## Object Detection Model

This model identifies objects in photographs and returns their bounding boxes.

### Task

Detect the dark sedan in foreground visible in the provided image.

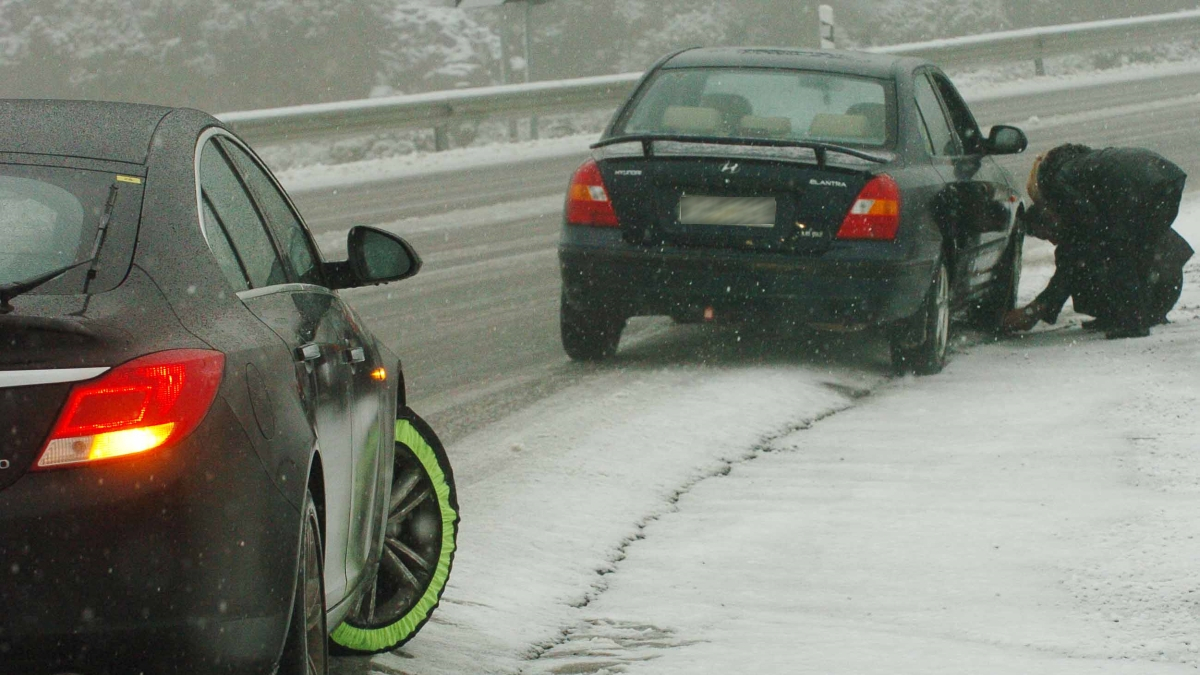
[560,47,1029,374]
[0,100,458,674]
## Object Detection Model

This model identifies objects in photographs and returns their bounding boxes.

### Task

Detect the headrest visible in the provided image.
[739,116,792,138]
[808,114,869,139]
[662,106,721,133]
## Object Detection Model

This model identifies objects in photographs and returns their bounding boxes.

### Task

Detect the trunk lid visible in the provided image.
[600,147,872,254]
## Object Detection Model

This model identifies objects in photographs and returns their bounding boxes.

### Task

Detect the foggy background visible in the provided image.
[1,0,1195,113]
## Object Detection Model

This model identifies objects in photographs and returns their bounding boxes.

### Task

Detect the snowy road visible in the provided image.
[285,66,1200,447]
[303,64,1200,675]
[333,200,1200,675]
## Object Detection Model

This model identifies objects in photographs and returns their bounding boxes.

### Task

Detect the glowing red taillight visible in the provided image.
[566,159,619,227]
[836,175,902,241]
[35,350,225,469]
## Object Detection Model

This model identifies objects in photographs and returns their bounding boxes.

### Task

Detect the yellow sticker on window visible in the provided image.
[116,175,143,184]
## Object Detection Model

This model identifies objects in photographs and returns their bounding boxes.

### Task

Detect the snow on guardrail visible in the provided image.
[219,10,1200,149]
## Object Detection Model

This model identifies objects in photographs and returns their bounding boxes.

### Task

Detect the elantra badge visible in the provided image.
[720,161,740,174]
[810,178,848,188]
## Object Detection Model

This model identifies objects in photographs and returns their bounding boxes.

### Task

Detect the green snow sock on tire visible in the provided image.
[330,418,458,652]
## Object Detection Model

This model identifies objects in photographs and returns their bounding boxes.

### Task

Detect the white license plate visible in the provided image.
[678,195,777,228]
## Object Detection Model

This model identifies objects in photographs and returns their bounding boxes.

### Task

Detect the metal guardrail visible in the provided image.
[219,10,1200,148]
[219,72,642,147]
[870,9,1200,70]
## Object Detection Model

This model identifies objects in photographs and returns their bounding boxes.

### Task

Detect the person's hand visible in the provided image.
[1002,303,1043,332]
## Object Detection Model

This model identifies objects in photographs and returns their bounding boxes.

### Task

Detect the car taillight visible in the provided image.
[837,175,901,241]
[35,350,225,469]
[566,159,619,227]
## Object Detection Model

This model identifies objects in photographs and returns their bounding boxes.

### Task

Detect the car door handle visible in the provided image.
[296,343,322,363]
[344,346,366,364]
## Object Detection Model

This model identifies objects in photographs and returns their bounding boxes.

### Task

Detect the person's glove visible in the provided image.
[1002,303,1044,332]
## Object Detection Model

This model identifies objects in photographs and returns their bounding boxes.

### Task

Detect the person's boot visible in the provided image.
[1081,318,1112,331]
[1105,325,1151,339]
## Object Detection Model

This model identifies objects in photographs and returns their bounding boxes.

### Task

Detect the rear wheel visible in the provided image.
[969,233,1023,332]
[561,293,625,361]
[279,490,328,675]
[891,261,950,376]
[331,410,459,655]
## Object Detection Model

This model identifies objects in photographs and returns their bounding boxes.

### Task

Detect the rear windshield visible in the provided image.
[0,163,142,294]
[616,68,894,148]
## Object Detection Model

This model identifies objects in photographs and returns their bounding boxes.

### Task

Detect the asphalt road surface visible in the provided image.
[289,69,1200,447]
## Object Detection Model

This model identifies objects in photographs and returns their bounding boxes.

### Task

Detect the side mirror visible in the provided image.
[984,125,1028,155]
[343,226,421,288]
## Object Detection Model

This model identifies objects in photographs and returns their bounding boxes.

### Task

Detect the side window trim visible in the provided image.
[201,192,252,288]
[913,69,958,158]
[929,71,982,156]
[923,70,962,156]
[195,128,297,290]
[214,136,326,288]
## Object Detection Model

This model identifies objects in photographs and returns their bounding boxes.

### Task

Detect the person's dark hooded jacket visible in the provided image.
[1032,146,1192,325]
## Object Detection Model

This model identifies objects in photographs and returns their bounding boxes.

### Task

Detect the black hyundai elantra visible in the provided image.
[559,48,1030,374]
[0,100,458,674]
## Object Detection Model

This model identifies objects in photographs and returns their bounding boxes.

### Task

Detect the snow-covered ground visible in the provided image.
[338,199,1200,675]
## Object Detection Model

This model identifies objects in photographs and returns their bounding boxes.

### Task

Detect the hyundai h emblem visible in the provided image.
[720,161,740,174]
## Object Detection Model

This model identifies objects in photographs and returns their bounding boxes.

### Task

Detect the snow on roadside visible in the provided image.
[369,365,885,675]
[514,203,1200,675]
[346,197,1200,675]
[277,134,594,194]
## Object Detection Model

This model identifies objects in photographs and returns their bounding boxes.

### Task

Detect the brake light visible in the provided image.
[566,159,619,227]
[837,175,901,241]
[35,350,225,469]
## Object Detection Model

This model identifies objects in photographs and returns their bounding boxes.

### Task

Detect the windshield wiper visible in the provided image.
[0,258,94,315]
[0,182,121,315]
[593,134,892,168]
[81,183,120,295]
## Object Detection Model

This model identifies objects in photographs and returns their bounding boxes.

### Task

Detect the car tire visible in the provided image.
[279,490,328,675]
[561,293,625,361]
[330,409,459,655]
[969,232,1023,333]
[890,261,950,376]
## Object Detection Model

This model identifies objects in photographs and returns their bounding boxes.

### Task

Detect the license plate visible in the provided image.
[678,195,777,228]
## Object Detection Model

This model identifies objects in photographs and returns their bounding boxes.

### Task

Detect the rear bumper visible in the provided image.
[559,233,936,327]
[0,399,300,675]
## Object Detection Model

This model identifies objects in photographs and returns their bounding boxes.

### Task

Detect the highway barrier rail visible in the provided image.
[219,10,1200,149]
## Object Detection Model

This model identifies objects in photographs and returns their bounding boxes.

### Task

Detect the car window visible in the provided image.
[201,200,251,292]
[913,73,958,157]
[217,138,324,287]
[618,68,893,148]
[930,72,984,155]
[0,164,141,294]
[199,139,287,289]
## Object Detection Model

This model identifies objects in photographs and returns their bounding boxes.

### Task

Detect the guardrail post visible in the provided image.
[820,5,836,49]
[1034,36,1047,76]
[434,125,450,152]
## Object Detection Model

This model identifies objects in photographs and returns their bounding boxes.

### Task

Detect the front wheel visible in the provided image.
[890,261,950,376]
[279,490,328,675]
[331,410,459,654]
[969,233,1023,332]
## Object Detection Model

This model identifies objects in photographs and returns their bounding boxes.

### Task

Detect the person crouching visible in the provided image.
[1003,143,1194,339]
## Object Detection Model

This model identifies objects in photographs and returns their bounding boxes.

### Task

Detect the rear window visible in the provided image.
[616,68,894,148]
[0,163,142,294]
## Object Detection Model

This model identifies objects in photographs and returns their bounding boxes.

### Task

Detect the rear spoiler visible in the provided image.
[592,134,891,170]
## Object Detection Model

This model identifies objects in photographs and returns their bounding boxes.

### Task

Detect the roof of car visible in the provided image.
[0,99,180,165]
[661,47,926,79]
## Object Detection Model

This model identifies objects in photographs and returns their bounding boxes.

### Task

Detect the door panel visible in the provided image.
[216,135,387,596]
